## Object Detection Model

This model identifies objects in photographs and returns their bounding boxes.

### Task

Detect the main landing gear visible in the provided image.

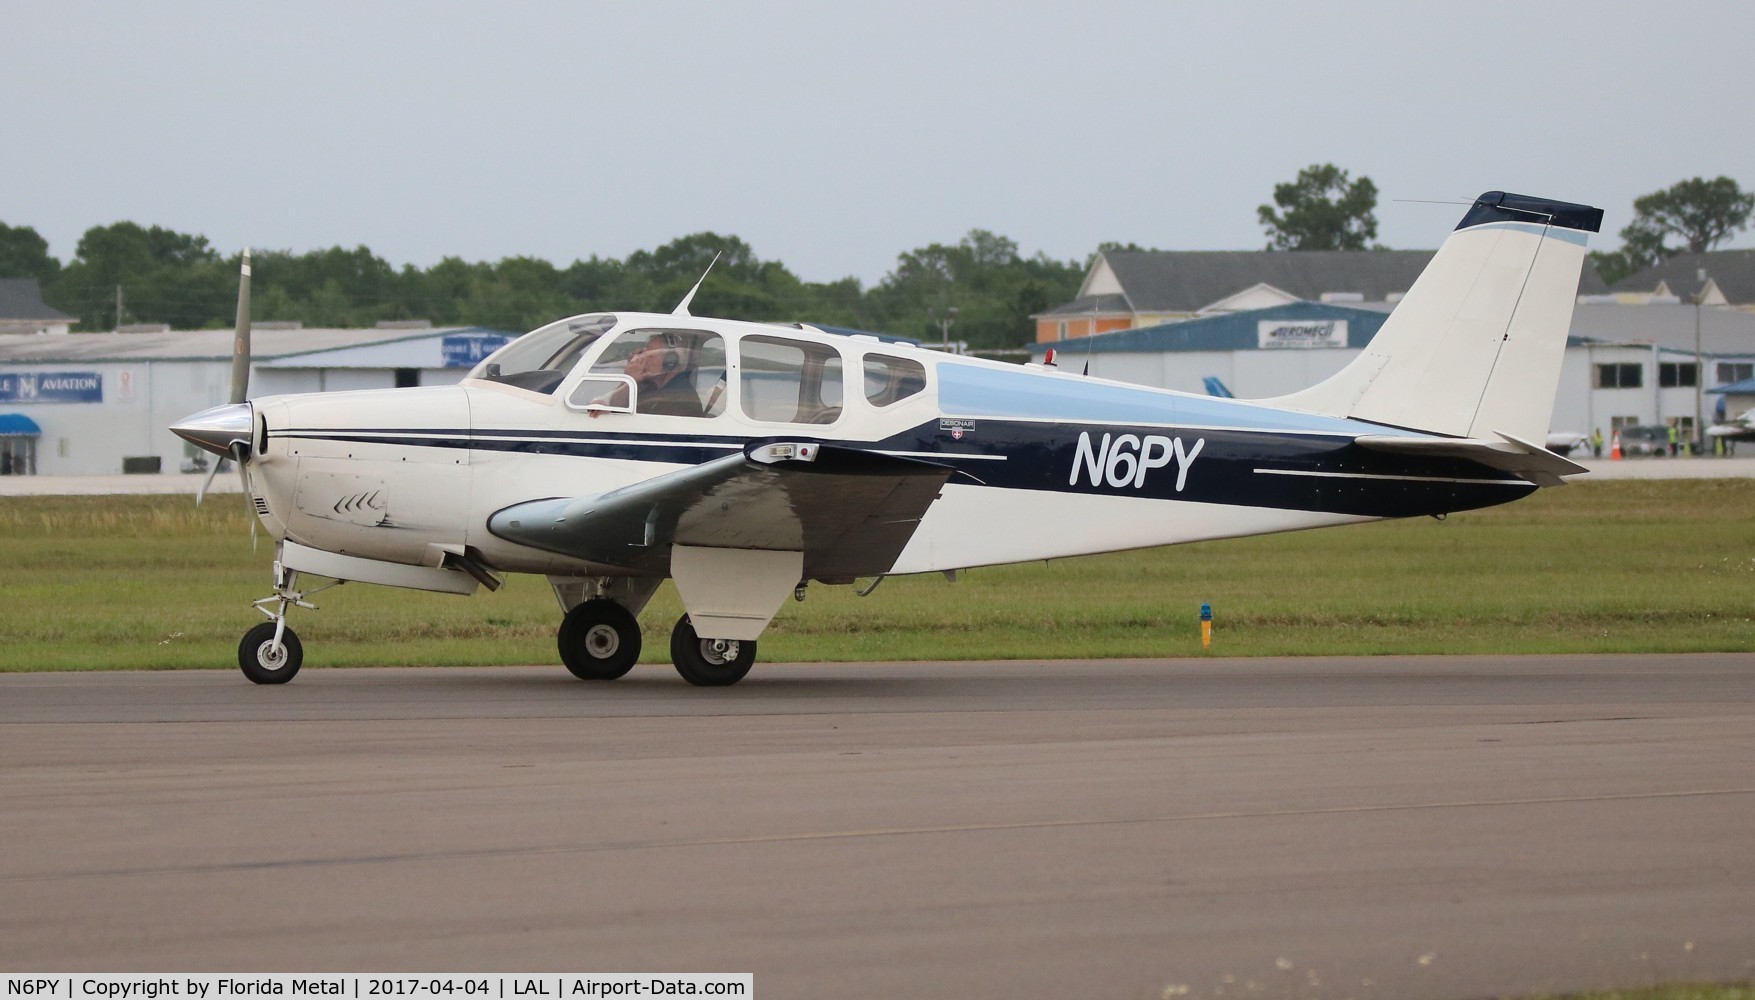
[237,565,340,684]
[557,599,642,680]
[670,615,756,687]
[552,592,756,687]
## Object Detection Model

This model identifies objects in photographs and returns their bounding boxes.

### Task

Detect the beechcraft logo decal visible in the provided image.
[940,418,975,441]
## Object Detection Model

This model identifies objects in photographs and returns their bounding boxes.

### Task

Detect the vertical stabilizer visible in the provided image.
[1266,192,1602,442]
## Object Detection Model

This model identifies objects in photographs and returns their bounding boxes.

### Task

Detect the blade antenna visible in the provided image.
[672,251,722,317]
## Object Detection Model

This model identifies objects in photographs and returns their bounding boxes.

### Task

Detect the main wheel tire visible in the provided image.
[238,622,303,684]
[669,614,756,687]
[558,599,642,680]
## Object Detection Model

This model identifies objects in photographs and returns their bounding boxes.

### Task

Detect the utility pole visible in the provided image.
[937,305,958,347]
[1695,268,1706,453]
[115,285,124,331]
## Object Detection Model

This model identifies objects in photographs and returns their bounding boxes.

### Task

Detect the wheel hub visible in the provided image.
[701,638,739,665]
[584,623,621,659]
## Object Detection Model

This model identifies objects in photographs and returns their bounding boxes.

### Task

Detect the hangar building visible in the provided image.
[1031,245,1755,445]
[1029,301,1755,445]
[0,323,514,476]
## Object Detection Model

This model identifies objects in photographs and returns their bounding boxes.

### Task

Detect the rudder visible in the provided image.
[1267,192,1603,442]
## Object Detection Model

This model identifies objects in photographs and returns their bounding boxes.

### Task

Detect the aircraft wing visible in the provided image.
[487,441,954,581]
[1354,430,1588,487]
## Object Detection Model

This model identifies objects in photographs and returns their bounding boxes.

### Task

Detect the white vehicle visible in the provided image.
[174,191,1601,685]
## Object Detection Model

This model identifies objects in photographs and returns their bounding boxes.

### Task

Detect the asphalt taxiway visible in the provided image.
[3,655,1753,999]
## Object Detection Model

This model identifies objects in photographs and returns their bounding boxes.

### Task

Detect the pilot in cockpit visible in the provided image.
[590,333,704,417]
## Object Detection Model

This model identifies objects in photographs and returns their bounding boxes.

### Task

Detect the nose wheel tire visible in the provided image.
[669,614,756,687]
[558,599,642,680]
[238,622,303,684]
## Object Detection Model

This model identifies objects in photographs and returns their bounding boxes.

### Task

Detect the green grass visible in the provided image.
[2,478,1753,670]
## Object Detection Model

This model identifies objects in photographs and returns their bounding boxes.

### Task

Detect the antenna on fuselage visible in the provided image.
[671,251,722,317]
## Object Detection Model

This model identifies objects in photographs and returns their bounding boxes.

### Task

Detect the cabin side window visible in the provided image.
[739,335,843,424]
[572,329,727,417]
[862,354,927,407]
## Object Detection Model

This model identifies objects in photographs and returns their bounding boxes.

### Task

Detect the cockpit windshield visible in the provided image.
[469,313,618,394]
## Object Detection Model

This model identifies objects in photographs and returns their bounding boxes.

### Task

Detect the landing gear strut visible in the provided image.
[670,614,756,687]
[558,599,642,680]
[238,564,337,684]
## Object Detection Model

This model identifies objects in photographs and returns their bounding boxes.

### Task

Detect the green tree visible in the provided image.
[456,257,576,332]
[1257,164,1380,251]
[21,218,1084,347]
[53,222,227,329]
[1593,176,1754,284]
[866,230,1082,349]
[0,222,60,284]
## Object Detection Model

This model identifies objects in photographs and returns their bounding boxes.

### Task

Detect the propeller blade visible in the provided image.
[232,440,258,551]
[232,440,250,493]
[195,456,226,506]
[229,248,252,405]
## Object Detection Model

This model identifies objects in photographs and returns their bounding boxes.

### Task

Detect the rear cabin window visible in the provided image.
[739,336,843,424]
[863,354,927,406]
[574,329,727,417]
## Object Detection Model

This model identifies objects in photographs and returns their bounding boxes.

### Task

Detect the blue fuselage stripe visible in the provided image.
[273,419,1532,518]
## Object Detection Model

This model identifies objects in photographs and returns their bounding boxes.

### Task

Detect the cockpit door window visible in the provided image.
[584,329,727,417]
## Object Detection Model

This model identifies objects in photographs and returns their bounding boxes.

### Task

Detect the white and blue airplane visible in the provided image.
[173,191,1601,685]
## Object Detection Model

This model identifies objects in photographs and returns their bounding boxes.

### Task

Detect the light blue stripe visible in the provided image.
[937,364,1404,436]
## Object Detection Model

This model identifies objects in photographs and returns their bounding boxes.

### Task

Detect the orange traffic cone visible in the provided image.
[1610,432,1623,460]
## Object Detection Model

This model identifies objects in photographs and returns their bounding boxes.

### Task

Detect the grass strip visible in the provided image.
[1,478,1751,670]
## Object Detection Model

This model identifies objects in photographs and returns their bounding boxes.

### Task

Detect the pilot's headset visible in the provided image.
[660,333,692,373]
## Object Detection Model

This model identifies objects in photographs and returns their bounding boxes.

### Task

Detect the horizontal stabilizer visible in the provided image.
[1355,431,1587,487]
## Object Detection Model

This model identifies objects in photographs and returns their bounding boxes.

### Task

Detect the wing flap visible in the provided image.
[487,442,953,579]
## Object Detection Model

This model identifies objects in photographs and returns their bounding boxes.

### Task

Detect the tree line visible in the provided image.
[2,169,1746,348]
[0,222,1085,352]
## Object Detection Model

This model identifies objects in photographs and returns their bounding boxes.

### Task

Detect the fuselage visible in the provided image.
[240,311,1535,582]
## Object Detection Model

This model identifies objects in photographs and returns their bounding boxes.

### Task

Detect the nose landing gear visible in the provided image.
[238,564,340,684]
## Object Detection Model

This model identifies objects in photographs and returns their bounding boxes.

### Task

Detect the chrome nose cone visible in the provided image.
[171,402,254,458]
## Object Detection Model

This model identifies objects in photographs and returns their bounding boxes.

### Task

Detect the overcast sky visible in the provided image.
[5,0,1751,287]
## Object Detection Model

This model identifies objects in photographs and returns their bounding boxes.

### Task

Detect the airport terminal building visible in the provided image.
[0,323,514,476]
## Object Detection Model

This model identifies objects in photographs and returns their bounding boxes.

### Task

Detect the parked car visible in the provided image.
[1617,425,1670,456]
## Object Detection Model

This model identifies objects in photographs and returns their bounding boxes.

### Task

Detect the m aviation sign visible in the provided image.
[0,372,103,403]
[442,333,512,368]
[1258,319,1348,349]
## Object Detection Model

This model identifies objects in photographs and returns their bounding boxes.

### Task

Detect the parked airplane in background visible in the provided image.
[1708,408,1755,443]
[173,191,1601,686]
[1202,377,1234,399]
